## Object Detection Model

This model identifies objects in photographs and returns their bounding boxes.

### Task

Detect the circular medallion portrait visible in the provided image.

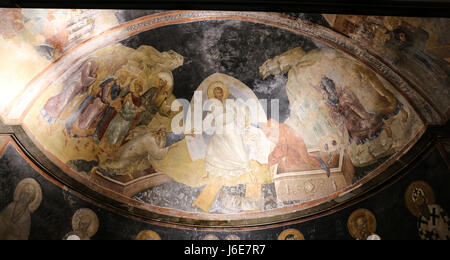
[278,228,305,240]
[347,208,377,240]
[136,230,162,240]
[405,181,435,217]
[71,208,99,239]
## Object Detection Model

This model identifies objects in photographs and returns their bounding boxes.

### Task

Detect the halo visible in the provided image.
[404,181,435,217]
[72,208,99,238]
[136,230,161,240]
[278,228,305,240]
[130,75,147,96]
[207,81,229,100]
[203,234,219,240]
[155,71,174,89]
[13,178,42,213]
[225,234,240,240]
[347,208,377,240]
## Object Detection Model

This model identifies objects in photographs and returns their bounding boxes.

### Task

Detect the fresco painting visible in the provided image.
[322,15,450,114]
[277,229,305,240]
[0,178,42,240]
[22,41,423,214]
[0,136,6,149]
[405,181,450,240]
[2,9,446,220]
[135,230,161,240]
[347,208,379,240]
[63,208,99,240]
[0,137,448,239]
[0,9,119,116]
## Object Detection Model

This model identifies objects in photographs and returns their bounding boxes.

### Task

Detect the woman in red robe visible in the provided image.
[261,119,330,177]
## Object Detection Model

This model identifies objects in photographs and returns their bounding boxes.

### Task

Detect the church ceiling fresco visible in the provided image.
[0,9,448,225]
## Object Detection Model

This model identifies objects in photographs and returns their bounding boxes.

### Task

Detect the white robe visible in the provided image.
[203,99,251,178]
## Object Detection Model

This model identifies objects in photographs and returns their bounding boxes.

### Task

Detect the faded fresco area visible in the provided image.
[1,9,447,217]
[0,9,120,116]
[323,15,450,116]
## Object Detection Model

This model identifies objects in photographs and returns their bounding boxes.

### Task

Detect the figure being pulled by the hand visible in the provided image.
[260,119,330,177]
[94,126,168,178]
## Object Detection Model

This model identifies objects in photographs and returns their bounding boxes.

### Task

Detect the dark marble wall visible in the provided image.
[0,139,449,240]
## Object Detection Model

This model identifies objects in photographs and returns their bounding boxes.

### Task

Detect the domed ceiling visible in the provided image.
[0,9,448,227]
